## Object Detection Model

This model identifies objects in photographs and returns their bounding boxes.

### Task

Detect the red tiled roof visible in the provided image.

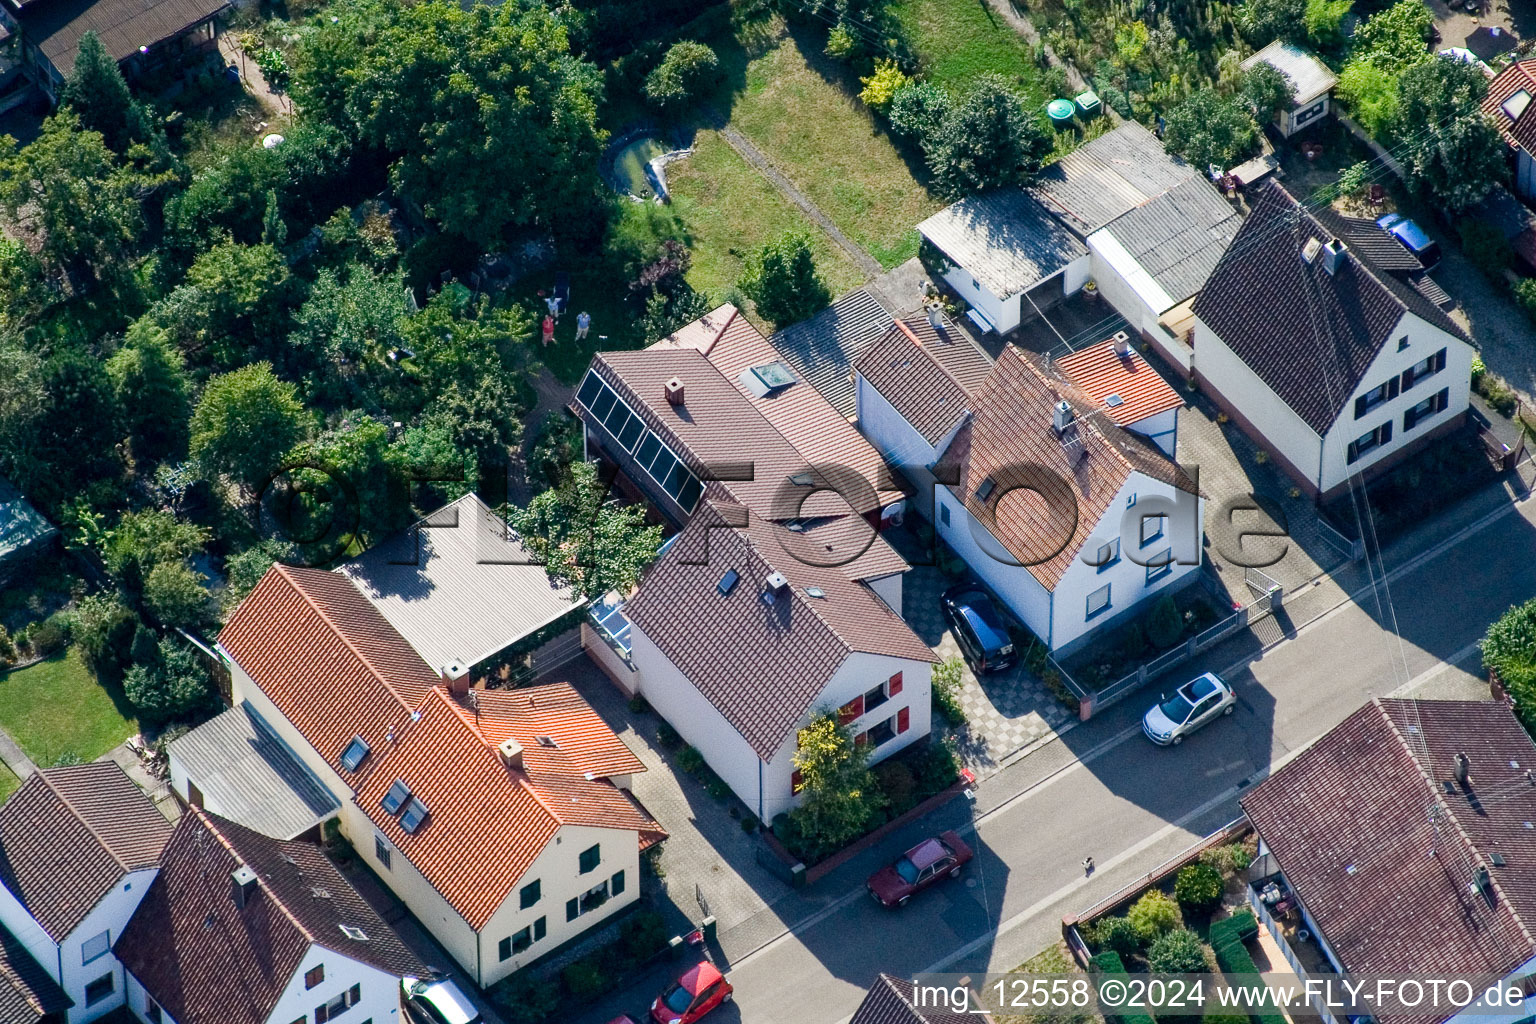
[660,304,904,510]
[0,923,68,1023]
[625,500,935,759]
[934,348,1195,590]
[221,566,662,931]
[462,682,646,779]
[117,808,425,1024]
[1054,340,1183,427]
[587,349,870,519]
[1242,699,1536,1016]
[1485,59,1536,154]
[354,689,662,929]
[0,763,174,940]
[218,564,440,778]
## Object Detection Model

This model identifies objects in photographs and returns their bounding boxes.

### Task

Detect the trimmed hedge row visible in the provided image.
[1209,911,1285,1024]
[1088,951,1157,1024]
[1209,909,1258,947]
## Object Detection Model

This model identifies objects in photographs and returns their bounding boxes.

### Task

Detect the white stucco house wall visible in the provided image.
[117,806,425,1024]
[856,320,1202,658]
[1192,182,1475,501]
[1241,41,1338,137]
[0,763,175,1024]
[210,564,665,987]
[624,500,937,824]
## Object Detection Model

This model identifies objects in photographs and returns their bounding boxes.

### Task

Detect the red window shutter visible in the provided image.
[791,770,804,793]
[837,696,863,725]
[897,708,911,734]
[854,731,868,747]
[315,1006,328,1024]
[887,672,903,696]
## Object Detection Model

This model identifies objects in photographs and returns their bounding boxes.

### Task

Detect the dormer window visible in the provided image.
[381,780,411,815]
[340,736,369,772]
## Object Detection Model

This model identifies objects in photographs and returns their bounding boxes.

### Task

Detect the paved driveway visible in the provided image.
[900,563,1075,771]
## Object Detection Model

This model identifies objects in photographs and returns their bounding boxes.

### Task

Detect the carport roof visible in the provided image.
[1029,121,1198,237]
[1089,177,1240,311]
[917,189,1087,300]
[167,703,340,840]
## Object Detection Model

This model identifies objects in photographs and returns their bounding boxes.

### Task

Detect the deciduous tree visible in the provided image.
[501,461,663,598]
[644,41,721,112]
[106,322,190,464]
[189,362,308,494]
[926,74,1051,199]
[789,713,881,850]
[741,231,829,327]
[1161,89,1259,170]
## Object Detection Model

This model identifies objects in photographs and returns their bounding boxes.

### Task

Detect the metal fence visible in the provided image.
[1077,579,1285,718]
[1314,513,1366,562]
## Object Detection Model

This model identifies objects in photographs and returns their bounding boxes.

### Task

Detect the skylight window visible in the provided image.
[1503,90,1532,121]
[340,735,370,772]
[805,587,826,599]
[536,735,559,749]
[1105,394,1125,408]
[975,477,996,502]
[750,362,795,390]
[399,798,430,834]
[339,924,368,941]
[718,569,740,596]
[381,780,411,815]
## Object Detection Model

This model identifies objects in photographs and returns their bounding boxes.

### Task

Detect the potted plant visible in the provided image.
[1082,280,1099,303]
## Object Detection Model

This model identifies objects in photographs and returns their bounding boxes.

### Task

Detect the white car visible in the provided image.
[403,974,483,1024]
[1142,672,1236,746]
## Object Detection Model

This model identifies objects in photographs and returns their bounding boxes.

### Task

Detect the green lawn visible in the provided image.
[665,130,866,328]
[705,21,942,270]
[0,649,138,767]
[890,0,1047,100]
[0,763,18,805]
[997,942,1101,1024]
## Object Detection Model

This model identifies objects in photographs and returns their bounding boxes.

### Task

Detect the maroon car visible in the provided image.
[867,831,973,907]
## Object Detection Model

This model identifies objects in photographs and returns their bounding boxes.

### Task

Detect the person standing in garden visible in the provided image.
[575,311,591,341]
[541,315,555,347]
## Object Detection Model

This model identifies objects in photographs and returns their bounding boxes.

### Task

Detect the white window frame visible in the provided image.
[81,929,110,965]
[1086,584,1111,619]
[1139,515,1164,546]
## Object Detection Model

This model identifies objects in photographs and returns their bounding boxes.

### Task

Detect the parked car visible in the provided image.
[942,585,1017,673]
[1376,212,1442,271]
[867,831,974,907]
[651,961,733,1024]
[1142,672,1237,746]
[403,974,483,1024]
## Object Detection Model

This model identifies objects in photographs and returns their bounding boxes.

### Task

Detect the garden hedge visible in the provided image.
[1208,909,1258,947]
[1209,922,1285,1024]
[1088,950,1157,1024]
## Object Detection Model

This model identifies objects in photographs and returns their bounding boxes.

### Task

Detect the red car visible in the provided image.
[866,831,974,907]
[650,961,733,1024]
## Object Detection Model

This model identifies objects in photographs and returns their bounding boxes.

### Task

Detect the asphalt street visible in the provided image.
[584,491,1536,1024]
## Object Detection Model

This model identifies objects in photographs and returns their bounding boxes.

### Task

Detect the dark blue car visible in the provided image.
[1376,212,1442,271]
[942,585,1017,673]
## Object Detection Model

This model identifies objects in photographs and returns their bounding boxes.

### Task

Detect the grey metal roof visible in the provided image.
[1093,177,1241,307]
[0,478,57,562]
[917,190,1089,300]
[337,493,583,672]
[1241,41,1339,106]
[1029,121,1198,236]
[167,703,339,840]
[768,288,894,417]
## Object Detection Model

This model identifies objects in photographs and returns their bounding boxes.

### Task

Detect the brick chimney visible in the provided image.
[664,377,685,406]
[441,662,470,697]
